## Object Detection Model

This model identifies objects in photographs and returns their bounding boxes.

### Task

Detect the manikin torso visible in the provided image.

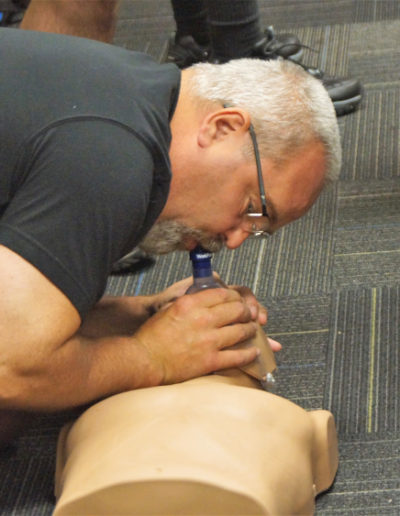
[54,348,338,516]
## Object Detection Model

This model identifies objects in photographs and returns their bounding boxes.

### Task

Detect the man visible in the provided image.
[0,28,340,441]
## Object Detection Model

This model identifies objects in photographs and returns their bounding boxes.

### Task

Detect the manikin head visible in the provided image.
[140,58,341,255]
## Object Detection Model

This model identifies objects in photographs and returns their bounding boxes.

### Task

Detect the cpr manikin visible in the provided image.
[53,323,338,516]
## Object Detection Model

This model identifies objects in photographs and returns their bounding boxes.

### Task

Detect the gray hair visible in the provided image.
[188,58,342,183]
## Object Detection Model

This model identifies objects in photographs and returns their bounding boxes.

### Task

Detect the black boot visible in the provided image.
[166,26,303,69]
[292,60,363,117]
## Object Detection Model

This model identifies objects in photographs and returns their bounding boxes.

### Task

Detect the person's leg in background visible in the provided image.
[20,0,118,42]
[168,0,362,117]
[167,0,210,69]
[207,0,362,117]
[20,0,362,118]
[205,0,302,63]
[168,0,302,68]
[18,0,299,61]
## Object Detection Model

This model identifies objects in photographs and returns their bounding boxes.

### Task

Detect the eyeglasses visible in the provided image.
[243,123,270,238]
[223,104,270,238]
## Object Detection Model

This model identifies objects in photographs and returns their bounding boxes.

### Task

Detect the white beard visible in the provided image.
[139,220,224,255]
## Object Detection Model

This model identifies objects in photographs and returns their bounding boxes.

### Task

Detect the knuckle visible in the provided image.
[221,288,238,302]
[240,322,256,340]
[237,325,249,342]
[172,295,194,315]
[232,300,250,321]
[217,288,230,303]
[204,353,222,373]
[202,331,219,350]
[203,354,219,373]
[193,310,213,328]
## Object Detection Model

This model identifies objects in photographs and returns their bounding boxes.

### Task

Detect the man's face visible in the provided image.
[147,139,327,254]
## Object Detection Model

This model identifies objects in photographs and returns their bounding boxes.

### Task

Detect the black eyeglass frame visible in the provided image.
[248,123,268,219]
[223,103,268,220]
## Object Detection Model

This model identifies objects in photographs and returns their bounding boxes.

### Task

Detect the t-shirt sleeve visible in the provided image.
[0,119,156,318]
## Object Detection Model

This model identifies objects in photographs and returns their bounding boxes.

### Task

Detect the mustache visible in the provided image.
[138,220,225,255]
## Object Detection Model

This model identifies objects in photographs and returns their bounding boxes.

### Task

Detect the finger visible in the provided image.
[241,294,267,323]
[257,307,268,325]
[229,285,267,323]
[157,300,173,313]
[207,299,253,328]
[268,338,282,352]
[213,346,260,371]
[170,276,194,296]
[185,287,241,308]
[213,321,257,350]
[159,277,194,304]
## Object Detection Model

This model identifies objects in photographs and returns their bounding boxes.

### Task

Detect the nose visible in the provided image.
[224,227,250,249]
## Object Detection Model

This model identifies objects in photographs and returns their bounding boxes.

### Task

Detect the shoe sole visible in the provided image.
[334,94,363,116]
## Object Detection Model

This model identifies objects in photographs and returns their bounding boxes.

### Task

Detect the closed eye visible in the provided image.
[247,199,256,214]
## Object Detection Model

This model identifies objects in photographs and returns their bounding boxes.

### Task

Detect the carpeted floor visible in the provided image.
[1,1,399,514]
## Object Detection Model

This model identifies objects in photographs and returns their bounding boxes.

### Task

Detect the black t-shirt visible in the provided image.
[0,28,180,317]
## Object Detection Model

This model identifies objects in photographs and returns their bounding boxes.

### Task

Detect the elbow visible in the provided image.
[0,359,44,410]
[0,364,27,410]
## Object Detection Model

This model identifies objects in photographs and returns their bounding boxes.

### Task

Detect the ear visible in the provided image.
[197,108,251,148]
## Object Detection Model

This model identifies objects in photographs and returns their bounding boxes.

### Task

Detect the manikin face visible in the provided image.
[140,139,327,255]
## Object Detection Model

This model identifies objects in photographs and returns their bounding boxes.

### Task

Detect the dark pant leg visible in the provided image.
[170,0,209,45]
[205,0,263,61]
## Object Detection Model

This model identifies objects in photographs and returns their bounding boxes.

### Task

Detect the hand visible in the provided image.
[152,278,282,352]
[133,288,259,385]
[149,277,194,313]
[228,284,267,325]
[227,285,282,352]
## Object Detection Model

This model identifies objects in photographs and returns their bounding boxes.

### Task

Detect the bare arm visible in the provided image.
[79,277,194,338]
[0,246,258,412]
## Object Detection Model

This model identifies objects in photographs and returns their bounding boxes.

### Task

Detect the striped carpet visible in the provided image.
[1,1,399,514]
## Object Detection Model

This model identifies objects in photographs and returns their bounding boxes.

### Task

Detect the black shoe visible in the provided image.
[166,31,362,117]
[258,25,303,62]
[321,75,363,116]
[166,33,209,69]
[111,248,154,275]
[211,28,303,65]
[166,26,303,69]
[291,60,363,116]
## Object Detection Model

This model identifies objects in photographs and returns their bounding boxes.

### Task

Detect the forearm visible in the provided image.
[79,295,158,338]
[2,291,179,411]
[1,281,260,412]
[3,331,161,411]
[79,279,193,338]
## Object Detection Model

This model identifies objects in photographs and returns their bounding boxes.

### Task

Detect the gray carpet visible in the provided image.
[1,0,399,514]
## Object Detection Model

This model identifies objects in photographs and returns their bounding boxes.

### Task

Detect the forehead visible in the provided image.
[266,140,327,229]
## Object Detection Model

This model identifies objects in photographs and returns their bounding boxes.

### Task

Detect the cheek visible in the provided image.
[218,198,244,226]
[200,207,241,234]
